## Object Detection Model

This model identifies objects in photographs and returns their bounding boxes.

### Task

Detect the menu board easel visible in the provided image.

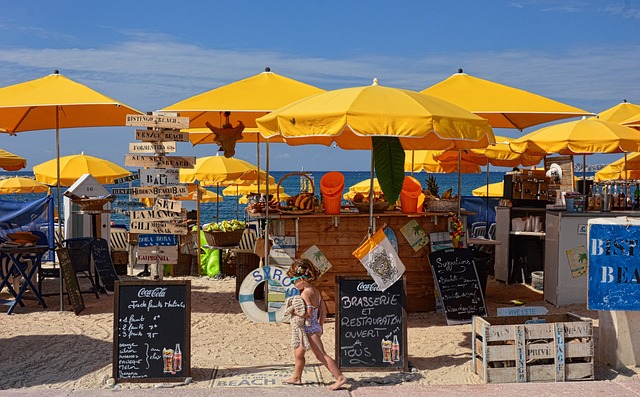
[335,277,408,371]
[113,280,190,382]
[428,248,487,325]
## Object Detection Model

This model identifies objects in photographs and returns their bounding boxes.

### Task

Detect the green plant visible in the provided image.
[426,175,439,198]
[372,137,405,206]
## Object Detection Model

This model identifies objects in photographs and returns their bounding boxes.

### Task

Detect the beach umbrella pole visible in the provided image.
[368,151,375,236]
[457,151,462,217]
[56,108,64,311]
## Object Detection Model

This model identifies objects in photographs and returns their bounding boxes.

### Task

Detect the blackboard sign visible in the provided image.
[56,247,84,315]
[428,248,487,325]
[113,280,191,382]
[335,277,407,371]
[91,238,119,293]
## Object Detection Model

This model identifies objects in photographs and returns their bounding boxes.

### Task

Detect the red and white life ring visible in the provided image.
[238,265,298,323]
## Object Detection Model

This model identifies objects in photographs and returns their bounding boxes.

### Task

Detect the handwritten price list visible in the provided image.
[336,278,406,370]
[113,281,190,381]
[428,248,487,325]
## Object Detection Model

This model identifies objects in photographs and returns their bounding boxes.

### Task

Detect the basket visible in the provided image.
[426,198,458,212]
[353,201,391,213]
[277,172,315,214]
[203,229,245,247]
[71,195,116,213]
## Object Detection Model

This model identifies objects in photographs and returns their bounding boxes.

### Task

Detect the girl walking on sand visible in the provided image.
[283,258,347,391]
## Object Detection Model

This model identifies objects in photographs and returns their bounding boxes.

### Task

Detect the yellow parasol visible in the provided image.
[595,100,640,123]
[257,79,493,151]
[405,150,481,174]
[33,153,131,186]
[436,136,545,168]
[422,69,592,131]
[0,70,141,291]
[179,155,260,186]
[594,153,640,182]
[0,149,27,171]
[622,113,640,130]
[0,177,51,194]
[509,118,640,156]
[342,178,383,201]
[222,182,285,196]
[472,181,504,197]
[162,67,324,146]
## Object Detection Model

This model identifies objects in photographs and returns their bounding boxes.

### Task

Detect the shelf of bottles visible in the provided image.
[586,180,640,212]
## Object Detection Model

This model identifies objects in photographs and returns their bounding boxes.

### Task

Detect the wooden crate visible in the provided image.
[472,313,594,383]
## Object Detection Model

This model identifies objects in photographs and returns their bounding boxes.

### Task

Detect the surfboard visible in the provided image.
[384,226,399,252]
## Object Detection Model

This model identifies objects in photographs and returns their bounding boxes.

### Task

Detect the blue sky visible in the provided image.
[0,1,639,171]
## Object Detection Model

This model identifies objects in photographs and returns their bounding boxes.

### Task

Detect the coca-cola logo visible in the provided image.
[137,287,167,298]
[356,282,379,292]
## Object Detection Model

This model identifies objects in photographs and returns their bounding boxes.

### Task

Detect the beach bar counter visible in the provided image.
[251,210,457,314]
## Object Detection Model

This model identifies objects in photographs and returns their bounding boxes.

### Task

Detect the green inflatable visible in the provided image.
[199,230,220,277]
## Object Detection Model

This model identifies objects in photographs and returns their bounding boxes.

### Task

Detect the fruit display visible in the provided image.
[191,219,245,233]
[280,192,316,212]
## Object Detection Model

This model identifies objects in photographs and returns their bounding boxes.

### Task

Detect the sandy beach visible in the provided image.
[1,273,639,391]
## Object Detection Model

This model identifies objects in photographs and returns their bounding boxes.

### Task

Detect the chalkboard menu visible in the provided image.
[56,247,84,315]
[428,248,487,325]
[91,238,119,293]
[335,277,407,371]
[113,280,191,382]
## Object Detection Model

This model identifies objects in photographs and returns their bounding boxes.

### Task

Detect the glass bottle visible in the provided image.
[620,184,627,211]
[173,343,182,373]
[595,184,602,211]
[612,184,620,210]
[635,182,640,210]
[587,184,595,211]
[391,335,400,362]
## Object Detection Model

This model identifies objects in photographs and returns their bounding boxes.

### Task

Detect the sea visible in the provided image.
[0,170,522,227]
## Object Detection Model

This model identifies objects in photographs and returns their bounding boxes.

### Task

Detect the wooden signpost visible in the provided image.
[335,277,408,371]
[129,185,190,198]
[130,208,186,222]
[126,114,189,129]
[155,198,182,213]
[129,141,177,153]
[126,112,191,279]
[113,280,191,382]
[124,155,195,169]
[130,221,188,235]
[140,169,180,186]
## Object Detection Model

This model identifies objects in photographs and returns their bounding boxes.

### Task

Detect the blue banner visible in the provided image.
[588,222,640,311]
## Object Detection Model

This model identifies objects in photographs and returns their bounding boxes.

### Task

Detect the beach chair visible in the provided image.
[62,237,100,298]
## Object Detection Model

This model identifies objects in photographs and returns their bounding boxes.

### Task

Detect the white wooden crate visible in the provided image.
[472,313,594,383]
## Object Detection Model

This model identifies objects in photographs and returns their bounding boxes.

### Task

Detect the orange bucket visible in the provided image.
[321,172,345,214]
[400,176,422,213]
[320,172,345,196]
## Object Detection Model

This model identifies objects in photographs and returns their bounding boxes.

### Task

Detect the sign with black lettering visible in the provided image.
[124,155,195,169]
[335,277,407,371]
[428,248,487,325]
[91,238,120,293]
[56,247,84,315]
[125,114,189,129]
[140,169,180,187]
[113,280,191,382]
[113,173,139,185]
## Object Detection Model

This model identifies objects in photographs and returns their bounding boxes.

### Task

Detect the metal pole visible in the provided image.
[263,140,271,266]
[368,151,375,236]
[457,151,462,217]
[56,107,64,311]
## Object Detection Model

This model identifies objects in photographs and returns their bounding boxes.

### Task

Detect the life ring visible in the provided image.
[239,265,299,323]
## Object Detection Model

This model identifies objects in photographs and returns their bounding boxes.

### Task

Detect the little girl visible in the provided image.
[283,258,347,391]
